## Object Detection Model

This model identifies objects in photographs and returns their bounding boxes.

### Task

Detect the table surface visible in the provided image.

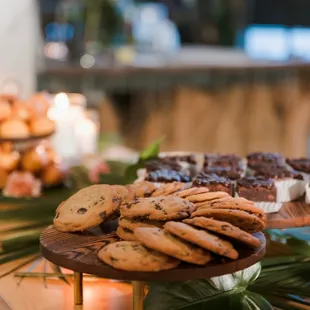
[0,258,133,310]
[265,201,310,229]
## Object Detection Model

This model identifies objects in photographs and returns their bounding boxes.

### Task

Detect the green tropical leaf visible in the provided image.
[243,291,273,310]
[99,173,126,185]
[140,137,165,160]
[1,230,41,253]
[0,246,40,265]
[144,279,246,310]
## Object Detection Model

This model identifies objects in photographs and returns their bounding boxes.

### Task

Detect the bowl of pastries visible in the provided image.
[0,92,55,141]
[0,141,68,198]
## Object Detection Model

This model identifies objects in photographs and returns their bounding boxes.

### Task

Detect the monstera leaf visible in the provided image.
[145,229,310,310]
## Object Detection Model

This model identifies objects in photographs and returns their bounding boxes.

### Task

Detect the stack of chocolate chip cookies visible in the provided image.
[53,180,264,272]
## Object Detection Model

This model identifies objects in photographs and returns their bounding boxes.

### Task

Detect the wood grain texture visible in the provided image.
[265,201,310,229]
[41,225,266,282]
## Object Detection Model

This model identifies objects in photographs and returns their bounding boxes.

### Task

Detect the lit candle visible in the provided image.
[48,93,85,163]
[75,117,98,156]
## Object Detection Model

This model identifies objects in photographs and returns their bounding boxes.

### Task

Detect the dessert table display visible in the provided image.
[1,135,310,309]
[38,149,310,309]
[40,179,267,310]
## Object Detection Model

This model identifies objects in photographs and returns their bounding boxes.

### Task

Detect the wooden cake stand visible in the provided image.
[40,225,266,310]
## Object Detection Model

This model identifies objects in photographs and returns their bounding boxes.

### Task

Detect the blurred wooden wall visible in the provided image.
[100,78,310,157]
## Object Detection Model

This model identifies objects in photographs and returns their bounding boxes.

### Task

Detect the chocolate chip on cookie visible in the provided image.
[126,181,158,198]
[116,226,137,241]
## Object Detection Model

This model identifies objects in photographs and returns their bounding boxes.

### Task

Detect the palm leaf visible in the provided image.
[144,280,247,310]
[0,245,40,265]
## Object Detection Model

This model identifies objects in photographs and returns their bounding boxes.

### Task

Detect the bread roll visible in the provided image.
[0,119,30,139]
[0,149,20,171]
[0,100,12,122]
[29,117,55,136]
[21,145,48,173]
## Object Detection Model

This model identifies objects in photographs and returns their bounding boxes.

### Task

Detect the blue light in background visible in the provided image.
[45,22,75,42]
[244,25,290,61]
[290,27,310,61]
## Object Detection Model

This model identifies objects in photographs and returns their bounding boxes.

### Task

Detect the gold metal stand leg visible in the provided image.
[73,272,83,305]
[132,281,145,310]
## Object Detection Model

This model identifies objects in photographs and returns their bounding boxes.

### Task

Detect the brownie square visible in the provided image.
[246,152,285,168]
[286,158,310,174]
[145,169,191,183]
[145,158,182,172]
[253,167,304,180]
[203,154,217,167]
[193,172,234,195]
[203,166,242,180]
[237,176,277,202]
[203,154,242,169]
[162,154,197,165]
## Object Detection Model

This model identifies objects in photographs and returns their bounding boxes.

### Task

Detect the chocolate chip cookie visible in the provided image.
[164,221,238,259]
[184,217,261,248]
[151,182,187,197]
[184,191,231,203]
[113,185,135,204]
[116,226,137,241]
[98,241,180,271]
[191,209,265,233]
[118,216,163,231]
[174,187,210,199]
[134,227,211,265]
[120,196,196,221]
[196,197,264,220]
[127,181,158,198]
[54,184,120,232]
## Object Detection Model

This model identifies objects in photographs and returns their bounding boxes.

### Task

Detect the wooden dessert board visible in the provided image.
[40,225,266,282]
[265,201,310,229]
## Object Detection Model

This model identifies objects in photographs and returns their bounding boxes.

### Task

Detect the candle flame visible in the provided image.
[48,93,70,120]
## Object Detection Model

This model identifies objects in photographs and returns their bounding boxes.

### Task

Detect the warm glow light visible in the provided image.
[80,54,95,68]
[75,117,96,135]
[54,93,70,110]
[48,93,70,120]
[44,42,68,60]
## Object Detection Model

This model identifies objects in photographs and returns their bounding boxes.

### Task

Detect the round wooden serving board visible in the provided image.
[265,201,310,229]
[40,225,266,282]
